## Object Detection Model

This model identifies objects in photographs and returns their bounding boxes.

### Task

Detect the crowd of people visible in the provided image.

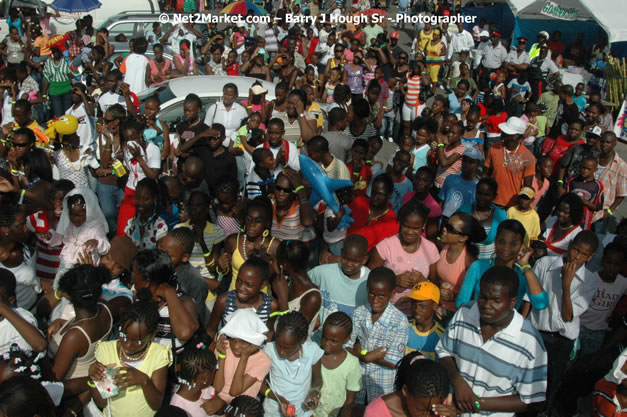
[0,0,626,416]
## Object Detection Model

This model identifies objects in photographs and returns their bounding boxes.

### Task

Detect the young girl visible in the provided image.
[456,219,549,314]
[532,156,553,210]
[41,187,109,286]
[124,178,169,250]
[143,96,171,165]
[170,339,218,417]
[204,308,271,414]
[461,110,485,153]
[491,70,507,102]
[346,139,372,197]
[434,123,465,188]
[542,192,584,256]
[435,212,486,321]
[274,240,322,338]
[224,395,263,417]
[345,52,364,101]
[261,312,324,417]
[26,179,74,293]
[207,257,279,339]
[88,301,172,417]
[53,116,99,188]
[363,352,456,417]
[315,312,361,417]
[322,68,342,104]
[411,117,437,173]
[174,40,198,76]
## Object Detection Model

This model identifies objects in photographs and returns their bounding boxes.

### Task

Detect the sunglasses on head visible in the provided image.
[274,185,293,193]
[444,223,466,235]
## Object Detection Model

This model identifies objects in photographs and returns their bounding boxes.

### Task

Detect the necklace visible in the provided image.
[503,143,521,167]
[367,207,389,224]
[71,308,99,326]
[242,233,266,261]
[284,348,302,379]
[62,148,83,172]
[119,343,150,362]
[137,212,157,228]
[472,206,493,222]
[557,223,573,231]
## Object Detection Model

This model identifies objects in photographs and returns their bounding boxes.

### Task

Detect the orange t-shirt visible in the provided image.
[34,35,51,56]
[485,142,536,207]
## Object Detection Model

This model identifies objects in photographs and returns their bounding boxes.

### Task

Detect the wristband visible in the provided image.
[18,189,26,205]
[206,258,215,267]
[557,180,564,185]
[475,401,481,410]
[217,351,226,359]
[203,251,212,257]
[520,264,532,272]
[293,185,304,193]
[87,380,96,388]
[216,265,230,275]
[437,143,445,147]
[265,388,272,397]
[269,310,290,317]
[247,105,253,109]
[54,289,62,300]
[607,208,613,215]
[360,349,368,356]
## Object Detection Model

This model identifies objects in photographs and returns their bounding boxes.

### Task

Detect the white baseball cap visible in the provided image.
[499,117,527,135]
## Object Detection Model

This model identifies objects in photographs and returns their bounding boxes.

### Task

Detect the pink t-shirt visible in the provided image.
[170,386,216,417]
[402,192,443,218]
[531,175,549,209]
[376,234,440,316]
[364,396,394,417]
[217,344,271,404]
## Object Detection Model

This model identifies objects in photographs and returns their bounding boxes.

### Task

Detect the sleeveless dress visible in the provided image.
[435,246,468,312]
[229,234,276,292]
[220,290,273,329]
[288,288,321,338]
[49,303,113,380]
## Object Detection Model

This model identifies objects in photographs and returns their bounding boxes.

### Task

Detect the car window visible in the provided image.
[107,22,136,39]
[159,97,218,130]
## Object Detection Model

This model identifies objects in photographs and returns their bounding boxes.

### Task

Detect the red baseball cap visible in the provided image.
[390,31,400,40]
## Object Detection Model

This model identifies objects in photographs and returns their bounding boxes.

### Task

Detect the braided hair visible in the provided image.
[119,300,160,335]
[276,311,309,343]
[323,311,353,338]
[213,175,240,200]
[277,240,310,272]
[225,395,263,417]
[177,337,217,388]
[134,249,177,287]
[58,264,110,311]
[0,204,21,228]
[167,227,196,255]
[394,351,449,398]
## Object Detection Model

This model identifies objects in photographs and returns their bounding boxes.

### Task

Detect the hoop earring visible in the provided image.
[240,226,246,233]
[262,229,270,238]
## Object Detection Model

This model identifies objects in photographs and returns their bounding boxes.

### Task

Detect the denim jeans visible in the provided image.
[378,115,395,139]
[591,217,609,234]
[96,182,124,234]
[50,92,72,118]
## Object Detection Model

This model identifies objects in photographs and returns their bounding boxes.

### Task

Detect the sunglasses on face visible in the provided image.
[274,185,293,193]
[444,223,466,235]
[11,142,29,148]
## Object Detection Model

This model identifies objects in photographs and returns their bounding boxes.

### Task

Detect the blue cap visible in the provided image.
[462,147,483,161]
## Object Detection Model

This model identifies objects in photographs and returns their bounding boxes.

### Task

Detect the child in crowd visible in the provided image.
[573,82,587,112]
[246,148,276,199]
[411,117,437,172]
[434,122,465,188]
[89,301,173,417]
[507,71,531,117]
[310,234,370,322]
[346,139,372,197]
[143,96,170,163]
[558,126,602,184]
[384,150,413,214]
[507,187,541,246]
[322,68,342,103]
[204,309,271,414]
[213,178,243,237]
[170,339,218,417]
[349,267,409,403]
[460,110,485,153]
[579,242,627,355]
[41,187,110,286]
[224,395,263,417]
[532,156,553,209]
[315,312,362,417]
[261,312,324,417]
[26,179,74,293]
[438,147,481,220]
[363,352,456,417]
[405,281,444,361]
[207,257,278,339]
[124,178,169,250]
[567,156,604,230]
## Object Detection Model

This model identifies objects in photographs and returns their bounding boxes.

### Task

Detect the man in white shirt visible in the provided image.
[504,37,531,75]
[448,22,474,61]
[317,32,337,66]
[204,83,247,146]
[528,230,599,414]
[256,118,300,177]
[479,31,507,89]
[119,36,151,95]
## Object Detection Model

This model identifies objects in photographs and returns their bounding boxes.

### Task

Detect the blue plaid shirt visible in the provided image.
[350,303,409,403]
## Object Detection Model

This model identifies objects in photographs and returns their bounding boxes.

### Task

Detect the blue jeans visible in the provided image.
[50,92,72,118]
[378,114,395,138]
[96,182,124,234]
[591,217,609,234]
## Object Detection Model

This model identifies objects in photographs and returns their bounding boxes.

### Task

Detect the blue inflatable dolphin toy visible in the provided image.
[298,154,353,213]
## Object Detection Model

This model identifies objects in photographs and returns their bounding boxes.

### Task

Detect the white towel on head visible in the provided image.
[219,308,268,346]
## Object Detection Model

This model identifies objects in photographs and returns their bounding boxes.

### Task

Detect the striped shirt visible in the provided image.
[405,75,422,107]
[435,143,465,188]
[271,198,304,241]
[436,302,548,417]
[26,211,62,282]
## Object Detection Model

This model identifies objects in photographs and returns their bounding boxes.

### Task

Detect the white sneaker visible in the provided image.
[388,137,394,142]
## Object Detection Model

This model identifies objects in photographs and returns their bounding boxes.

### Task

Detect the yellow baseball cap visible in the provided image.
[519,186,536,199]
[407,281,440,304]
